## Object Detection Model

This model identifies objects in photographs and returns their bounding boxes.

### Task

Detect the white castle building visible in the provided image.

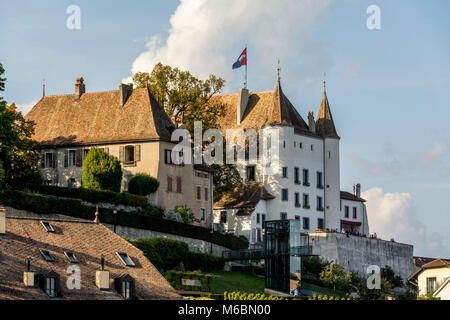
[212,77,369,246]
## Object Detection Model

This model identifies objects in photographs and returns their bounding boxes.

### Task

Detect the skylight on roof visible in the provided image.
[116,252,135,267]
[41,221,54,232]
[64,251,78,263]
[40,249,55,262]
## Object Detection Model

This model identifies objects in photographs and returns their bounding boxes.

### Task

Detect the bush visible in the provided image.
[165,270,214,292]
[173,205,198,224]
[129,238,224,273]
[82,147,122,192]
[11,182,148,207]
[223,291,285,300]
[128,173,159,196]
[0,190,246,250]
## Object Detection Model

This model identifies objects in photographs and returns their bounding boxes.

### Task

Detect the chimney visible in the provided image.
[95,255,110,290]
[308,111,316,133]
[75,77,85,98]
[236,88,249,125]
[355,183,361,198]
[23,258,35,288]
[119,83,133,106]
[0,206,5,235]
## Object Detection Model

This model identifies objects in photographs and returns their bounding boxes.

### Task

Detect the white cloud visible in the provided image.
[15,100,38,116]
[363,187,450,258]
[127,0,334,89]
[418,141,449,166]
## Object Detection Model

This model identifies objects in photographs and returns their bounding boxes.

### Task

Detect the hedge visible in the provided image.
[0,190,246,250]
[129,238,224,273]
[12,182,148,207]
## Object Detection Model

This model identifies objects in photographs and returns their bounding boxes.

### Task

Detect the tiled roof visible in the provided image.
[214,183,275,210]
[25,88,175,147]
[0,215,180,300]
[414,256,450,270]
[340,191,366,203]
[409,258,450,281]
[316,88,339,138]
[210,80,310,134]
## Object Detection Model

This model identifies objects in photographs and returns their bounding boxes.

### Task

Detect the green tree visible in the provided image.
[133,62,226,134]
[173,205,198,224]
[82,147,122,192]
[128,173,159,196]
[0,63,41,187]
[211,163,243,202]
[0,159,5,185]
[320,263,352,292]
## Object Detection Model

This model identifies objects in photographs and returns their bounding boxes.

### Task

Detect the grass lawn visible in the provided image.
[301,282,347,297]
[208,271,265,294]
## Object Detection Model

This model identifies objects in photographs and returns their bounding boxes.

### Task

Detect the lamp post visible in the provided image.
[113,210,117,233]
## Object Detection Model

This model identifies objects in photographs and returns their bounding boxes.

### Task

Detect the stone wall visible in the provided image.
[310,232,414,281]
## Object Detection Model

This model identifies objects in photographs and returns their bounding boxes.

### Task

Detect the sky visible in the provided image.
[0,0,449,258]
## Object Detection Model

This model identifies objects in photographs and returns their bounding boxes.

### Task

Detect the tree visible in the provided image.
[0,63,41,187]
[0,159,4,185]
[173,205,198,224]
[133,62,226,134]
[320,263,352,292]
[210,163,243,202]
[128,173,159,196]
[82,147,122,192]
[381,266,403,288]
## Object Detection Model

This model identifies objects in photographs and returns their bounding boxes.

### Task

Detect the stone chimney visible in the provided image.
[23,258,35,288]
[75,77,85,98]
[95,255,110,290]
[236,88,249,125]
[119,83,133,106]
[0,206,5,235]
[355,183,361,198]
[308,111,316,133]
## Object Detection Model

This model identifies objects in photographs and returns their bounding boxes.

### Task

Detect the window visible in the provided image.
[294,167,300,184]
[280,212,287,220]
[261,214,266,228]
[345,206,349,218]
[282,167,288,178]
[299,142,303,149]
[117,252,135,267]
[353,207,357,219]
[303,217,310,230]
[295,192,301,207]
[256,213,261,224]
[167,176,173,192]
[197,186,201,200]
[246,166,256,182]
[303,194,310,209]
[317,172,323,188]
[83,149,90,159]
[295,215,300,221]
[283,140,286,148]
[311,144,314,151]
[121,280,132,300]
[204,188,208,201]
[318,218,324,230]
[165,149,172,164]
[176,177,182,193]
[328,151,331,159]
[45,277,57,297]
[45,153,54,168]
[317,197,324,211]
[281,189,288,201]
[68,178,76,188]
[200,208,206,221]
[426,277,437,294]
[220,211,227,224]
[40,250,55,262]
[124,146,135,164]
[68,150,76,167]
[303,169,310,186]
[294,141,296,148]
[41,221,54,232]
[64,251,78,263]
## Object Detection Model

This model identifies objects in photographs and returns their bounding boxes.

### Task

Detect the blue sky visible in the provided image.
[0,0,449,257]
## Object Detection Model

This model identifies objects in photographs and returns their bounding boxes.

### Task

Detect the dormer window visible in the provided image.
[116,252,135,267]
[40,249,55,262]
[113,274,135,300]
[41,221,54,232]
[64,251,78,263]
[37,270,60,298]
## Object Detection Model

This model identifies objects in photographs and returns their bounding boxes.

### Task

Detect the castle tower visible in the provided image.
[316,82,340,230]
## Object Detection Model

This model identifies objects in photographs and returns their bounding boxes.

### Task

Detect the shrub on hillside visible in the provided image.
[128,173,159,196]
[82,147,122,192]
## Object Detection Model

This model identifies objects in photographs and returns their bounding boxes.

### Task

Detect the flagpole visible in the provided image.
[244,44,247,89]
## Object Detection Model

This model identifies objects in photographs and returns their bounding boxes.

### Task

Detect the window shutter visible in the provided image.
[119,146,125,163]
[64,151,68,168]
[40,153,45,168]
[204,188,208,201]
[197,186,201,200]
[76,149,83,167]
[167,176,172,192]
[53,152,58,168]
[135,145,141,162]
[176,177,182,193]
